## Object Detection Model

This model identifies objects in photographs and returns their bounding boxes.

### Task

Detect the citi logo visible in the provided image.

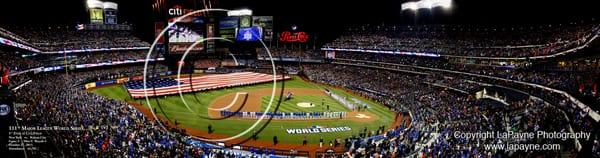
[168,5,202,16]
[168,7,184,16]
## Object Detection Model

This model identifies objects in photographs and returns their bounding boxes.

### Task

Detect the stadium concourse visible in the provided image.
[1,19,600,158]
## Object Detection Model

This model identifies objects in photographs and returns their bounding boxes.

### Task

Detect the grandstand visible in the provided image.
[4,25,150,52]
[324,22,599,58]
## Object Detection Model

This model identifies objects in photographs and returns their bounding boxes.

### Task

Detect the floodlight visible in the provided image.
[227,9,253,16]
[401,2,419,11]
[433,0,452,9]
[86,0,103,9]
[402,0,452,11]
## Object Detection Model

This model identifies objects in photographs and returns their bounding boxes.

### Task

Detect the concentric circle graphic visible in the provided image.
[142,8,280,142]
[176,37,233,120]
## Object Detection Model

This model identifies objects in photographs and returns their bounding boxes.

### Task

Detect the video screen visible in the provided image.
[236,26,262,41]
[167,17,204,53]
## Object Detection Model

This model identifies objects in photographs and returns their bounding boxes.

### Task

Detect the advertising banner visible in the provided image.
[116,78,130,84]
[95,80,117,87]
[219,17,239,40]
[84,82,97,89]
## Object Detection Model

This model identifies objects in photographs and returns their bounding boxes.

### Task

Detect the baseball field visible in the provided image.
[91,75,400,150]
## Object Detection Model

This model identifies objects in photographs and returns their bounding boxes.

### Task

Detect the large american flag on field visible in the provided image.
[125,72,290,98]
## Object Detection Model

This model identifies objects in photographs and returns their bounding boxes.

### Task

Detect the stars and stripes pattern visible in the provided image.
[125,72,290,98]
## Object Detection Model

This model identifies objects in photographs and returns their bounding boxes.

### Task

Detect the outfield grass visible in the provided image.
[92,76,396,144]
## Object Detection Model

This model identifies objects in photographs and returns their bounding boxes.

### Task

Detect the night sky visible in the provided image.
[0,0,598,42]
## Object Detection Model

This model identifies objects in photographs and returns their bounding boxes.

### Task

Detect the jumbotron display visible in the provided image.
[1,0,599,157]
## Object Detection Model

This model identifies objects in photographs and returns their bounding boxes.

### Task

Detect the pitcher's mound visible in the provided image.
[297,102,315,108]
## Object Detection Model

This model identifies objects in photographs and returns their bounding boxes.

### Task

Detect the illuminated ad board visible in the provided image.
[280,31,309,43]
[252,16,273,41]
[90,8,104,24]
[168,16,205,54]
[218,16,239,40]
[104,9,117,24]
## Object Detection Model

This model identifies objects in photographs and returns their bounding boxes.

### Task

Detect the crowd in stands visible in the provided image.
[13,66,287,157]
[302,64,598,157]
[3,55,598,157]
[72,51,159,64]
[0,50,42,71]
[0,26,33,46]
[34,51,163,67]
[334,51,600,112]
[0,49,41,89]
[6,26,149,52]
[3,20,599,157]
[324,22,599,57]
[194,59,221,68]
[1,49,167,89]
[257,48,322,60]
[69,65,169,85]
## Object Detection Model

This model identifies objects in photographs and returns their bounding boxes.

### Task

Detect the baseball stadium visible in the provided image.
[1,0,600,158]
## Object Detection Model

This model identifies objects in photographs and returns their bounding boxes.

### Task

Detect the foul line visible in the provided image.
[208,92,248,111]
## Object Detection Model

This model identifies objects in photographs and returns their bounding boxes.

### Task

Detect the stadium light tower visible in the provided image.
[401,2,419,11]
[86,0,103,9]
[227,9,253,16]
[401,0,452,11]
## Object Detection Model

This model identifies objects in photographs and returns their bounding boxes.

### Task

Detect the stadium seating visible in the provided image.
[303,63,597,157]
[257,47,323,60]
[324,22,600,57]
[332,51,600,112]
[0,50,42,71]
[5,25,149,52]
